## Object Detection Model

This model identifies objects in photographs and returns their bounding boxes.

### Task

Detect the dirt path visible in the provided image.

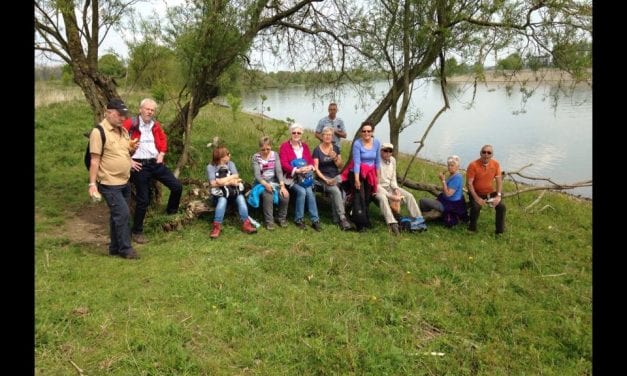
[51,203,111,250]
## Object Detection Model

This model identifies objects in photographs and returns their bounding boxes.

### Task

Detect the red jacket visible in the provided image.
[278,140,314,179]
[122,116,168,153]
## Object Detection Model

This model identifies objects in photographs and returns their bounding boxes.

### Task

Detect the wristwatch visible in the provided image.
[497,192,502,196]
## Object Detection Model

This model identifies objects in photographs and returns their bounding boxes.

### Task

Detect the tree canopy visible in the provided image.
[35,0,592,172]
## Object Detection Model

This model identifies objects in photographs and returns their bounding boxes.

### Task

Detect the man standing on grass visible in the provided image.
[315,102,347,150]
[88,99,140,259]
[466,144,506,235]
[123,98,182,244]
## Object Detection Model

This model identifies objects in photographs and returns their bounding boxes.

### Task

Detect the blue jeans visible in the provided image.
[131,161,182,234]
[98,183,133,255]
[290,184,319,222]
[212,194,249,223]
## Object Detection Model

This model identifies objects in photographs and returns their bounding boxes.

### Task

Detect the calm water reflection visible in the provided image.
[240,80,592,198]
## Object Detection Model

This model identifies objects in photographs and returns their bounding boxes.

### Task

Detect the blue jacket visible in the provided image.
[247,183,279,208]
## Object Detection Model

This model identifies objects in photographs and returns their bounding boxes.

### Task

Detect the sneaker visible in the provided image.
[389,223,400,236]
[265,222,276,231]
[132,233,148,244]
[312,221,321,232]
[339,218,351,231]
[119,249,140,259]
[295,219,307,230]
[278,219,289,228]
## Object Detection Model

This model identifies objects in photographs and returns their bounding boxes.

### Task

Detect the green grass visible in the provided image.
[35,99,591,375]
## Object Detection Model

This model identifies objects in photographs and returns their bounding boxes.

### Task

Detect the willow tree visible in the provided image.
[35,0,140,123]
[282,0,592,159]
[159,0,326,175]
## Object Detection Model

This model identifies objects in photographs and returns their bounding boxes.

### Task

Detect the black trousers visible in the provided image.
[130,161,182,234]
[468,193,506,234]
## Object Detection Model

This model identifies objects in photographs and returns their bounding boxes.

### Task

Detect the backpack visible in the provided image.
[399,216,427,232]
[84,125,105,171]
[349,182,372,231]
[290,158,314,188]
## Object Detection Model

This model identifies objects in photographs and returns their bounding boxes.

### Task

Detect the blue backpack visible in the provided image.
[290,158,314,188]
[399,216,427,232]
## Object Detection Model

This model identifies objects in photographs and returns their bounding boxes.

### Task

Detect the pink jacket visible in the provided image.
[278,140,314,180]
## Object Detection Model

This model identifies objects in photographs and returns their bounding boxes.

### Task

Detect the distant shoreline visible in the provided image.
[446,68,591,84]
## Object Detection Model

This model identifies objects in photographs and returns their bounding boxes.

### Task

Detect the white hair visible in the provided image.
[140,98,157,109]
[447,155,461,167]
[290,122,304,132]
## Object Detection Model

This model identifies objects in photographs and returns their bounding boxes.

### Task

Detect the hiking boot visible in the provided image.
[210,222,222,239]
[265,222,276,231]
[119,249,140,259]
[295,219,307,230]
[132,233,148,244]
[277,218,289,228]
[339,217,351,231]
[312,221,321,232]
[242,218,257,234]
[389,223,400,236]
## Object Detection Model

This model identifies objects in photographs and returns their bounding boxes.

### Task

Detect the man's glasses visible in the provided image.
[481,150,492,155]
[292,132,302,135]
[381,149,392,152]
[361,129,372,133]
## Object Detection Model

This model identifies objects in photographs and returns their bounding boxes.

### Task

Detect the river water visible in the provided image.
[240,79,592,198]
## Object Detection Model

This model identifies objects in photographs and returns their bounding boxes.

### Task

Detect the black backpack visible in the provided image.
[84,125,106,171]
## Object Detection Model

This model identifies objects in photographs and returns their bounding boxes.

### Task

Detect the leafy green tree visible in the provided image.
[159,0,328,175]
[98,53,126,79]
[126,41,181,90]
[61,64,74,86]
[35,0,137,123]
[291,0,591,167]
[552,41,592,80]
[497,53,524,70]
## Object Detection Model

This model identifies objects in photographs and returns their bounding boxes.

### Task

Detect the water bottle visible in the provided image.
[248,216,261,228]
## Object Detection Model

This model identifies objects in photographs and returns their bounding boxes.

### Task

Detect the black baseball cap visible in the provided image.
[106,98,129,115]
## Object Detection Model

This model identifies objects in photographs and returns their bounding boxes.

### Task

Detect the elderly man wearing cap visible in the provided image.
[375,142,422,235]
[87,98,141,259]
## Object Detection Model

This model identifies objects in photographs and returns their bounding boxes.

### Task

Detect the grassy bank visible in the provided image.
[35,99,591,374]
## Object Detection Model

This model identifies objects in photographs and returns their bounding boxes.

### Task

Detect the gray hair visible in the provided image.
[140,98,157,109]
[290,122,304,132]
[321,126,334,135]
[447,155,461,167]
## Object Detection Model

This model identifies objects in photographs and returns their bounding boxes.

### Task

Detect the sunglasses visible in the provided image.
[382,149,392,152]
[292,132,302,135]
[481,150,492,155]
[361,129,373,133]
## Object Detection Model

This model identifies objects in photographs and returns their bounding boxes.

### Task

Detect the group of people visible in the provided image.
[89,99,506,257]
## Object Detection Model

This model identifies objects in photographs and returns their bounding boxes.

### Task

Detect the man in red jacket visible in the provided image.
[123,98,182,244]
